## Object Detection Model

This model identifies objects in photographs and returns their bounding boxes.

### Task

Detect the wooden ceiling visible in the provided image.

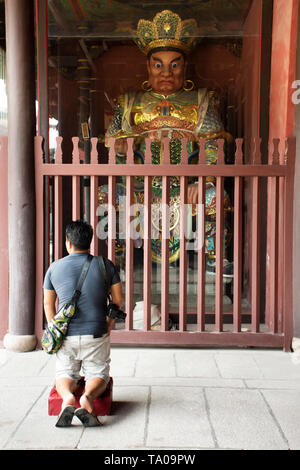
[48,0,254,38]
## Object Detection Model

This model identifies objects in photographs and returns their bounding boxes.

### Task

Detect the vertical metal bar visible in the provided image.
[277,175,284,333]
[197,139,206,331]
[215,139,224,332]
[72,137,80,221]
[275,138,284,334]
[90,138,98,256]
[283,137,296,351]
[233,176,242,332]
[143,139,152,331]
[251,138,261,333]
[108,138,116,264]
[268,141,279,333]
[179,139,188,330]
[90,175,98,255]
[233,138,243,333]
[108,175,116,264]
[251,176,260,332]
[161,138,170,331]
[125,138,134,330]
[54,176,62,260]
[54,137,63,260]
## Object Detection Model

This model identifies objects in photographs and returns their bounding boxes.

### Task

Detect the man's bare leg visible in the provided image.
[56,377,77,410]
[79,377,107,414]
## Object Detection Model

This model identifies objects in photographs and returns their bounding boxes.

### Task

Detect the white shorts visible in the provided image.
[55,334,111,384]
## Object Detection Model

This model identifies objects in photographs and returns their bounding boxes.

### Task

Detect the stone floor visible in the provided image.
[1,346,300,450]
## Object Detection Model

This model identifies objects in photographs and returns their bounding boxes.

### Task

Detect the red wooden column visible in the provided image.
[283,138,296,351]
[4,0,37,351]
[0,137,8,341]
[267,0,298,348]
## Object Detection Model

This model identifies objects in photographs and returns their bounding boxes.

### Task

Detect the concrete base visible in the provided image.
[292,337,300,353]
[3,333,37,352]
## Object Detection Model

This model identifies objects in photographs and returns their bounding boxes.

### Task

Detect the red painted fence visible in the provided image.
[34,136,296,350]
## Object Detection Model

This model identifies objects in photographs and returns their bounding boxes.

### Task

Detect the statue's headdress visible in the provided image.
[135,10,197,56]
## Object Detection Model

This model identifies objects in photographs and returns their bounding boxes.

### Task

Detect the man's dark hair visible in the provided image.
[65,220,93,250]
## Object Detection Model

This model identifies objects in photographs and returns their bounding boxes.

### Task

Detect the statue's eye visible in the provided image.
[154,63,162,69]
[171,62,178,69]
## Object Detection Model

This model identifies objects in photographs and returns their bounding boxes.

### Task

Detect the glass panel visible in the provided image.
[44,0,273,331]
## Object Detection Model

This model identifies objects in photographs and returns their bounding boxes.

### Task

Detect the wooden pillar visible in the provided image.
[267,0,298,350]
[0,137,8,341]
[293,4,300,344]
[4,0,37,351]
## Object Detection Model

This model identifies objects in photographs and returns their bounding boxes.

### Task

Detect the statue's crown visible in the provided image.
[135,10,197,56]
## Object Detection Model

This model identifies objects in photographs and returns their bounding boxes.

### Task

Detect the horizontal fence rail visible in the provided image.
[35,136,296,350]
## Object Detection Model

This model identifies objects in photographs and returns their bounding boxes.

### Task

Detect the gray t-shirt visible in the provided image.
[43,253,120,336]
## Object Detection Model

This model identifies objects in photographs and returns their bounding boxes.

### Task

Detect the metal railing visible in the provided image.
[34,135,296,349]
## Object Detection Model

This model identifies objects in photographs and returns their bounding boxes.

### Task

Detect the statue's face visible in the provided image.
[147,50,186,95]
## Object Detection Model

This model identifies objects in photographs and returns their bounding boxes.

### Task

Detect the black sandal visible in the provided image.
[55,405,76,427]
[74,408,102,427]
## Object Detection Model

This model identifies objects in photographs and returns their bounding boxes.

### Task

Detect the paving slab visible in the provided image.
[214,352,264,379]
[0,348,11,366]
[135,350,176,377]
[1,386,47,449]
[114,376,245,388]
[110,349,138,377]
[78,386,149,450]
[245,379,300,390]
[147,386,215,449]
[262,390,300,450]
[174,350,220,378]
[5,387,83,450]
[251,352,300,380]
[0,351,50,378]
[205,388,289,450]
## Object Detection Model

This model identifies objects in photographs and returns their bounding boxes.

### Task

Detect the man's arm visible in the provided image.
[43,289,57,322]
[107,281,123,333]
[110,281,122,308]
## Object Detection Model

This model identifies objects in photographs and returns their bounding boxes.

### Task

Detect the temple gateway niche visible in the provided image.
[44,1,273,332]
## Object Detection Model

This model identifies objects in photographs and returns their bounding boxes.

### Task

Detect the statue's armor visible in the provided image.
[100,88,232,263]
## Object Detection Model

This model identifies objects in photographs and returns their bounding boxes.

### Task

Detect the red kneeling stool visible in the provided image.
[48,377,113,416]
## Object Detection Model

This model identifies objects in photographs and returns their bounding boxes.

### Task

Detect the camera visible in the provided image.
[107,299,127,321]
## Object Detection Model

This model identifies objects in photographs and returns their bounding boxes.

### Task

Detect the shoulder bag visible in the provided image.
[42,254,93,354]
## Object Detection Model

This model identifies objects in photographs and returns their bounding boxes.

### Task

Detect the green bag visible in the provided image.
[41,254,93,354]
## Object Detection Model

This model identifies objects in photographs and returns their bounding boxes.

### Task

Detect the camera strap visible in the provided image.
[97,256,109,297]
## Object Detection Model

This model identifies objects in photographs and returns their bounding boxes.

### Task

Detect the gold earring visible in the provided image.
[141,80,152,92]
[183,79,195,91]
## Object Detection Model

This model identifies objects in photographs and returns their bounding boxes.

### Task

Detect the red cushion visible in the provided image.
[48,377,113,416]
